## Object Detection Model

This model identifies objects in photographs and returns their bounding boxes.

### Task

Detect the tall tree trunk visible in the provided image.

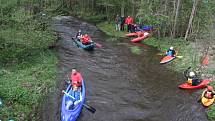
[121,1,125,16]
[170,0,176,37]
[132,0,135,17]
[185,0,199,41]
[172,0,181,38]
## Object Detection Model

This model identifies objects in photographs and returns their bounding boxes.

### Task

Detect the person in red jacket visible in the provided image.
[70,68,83,91]
[81,34,92,45]
[125,16,134,32]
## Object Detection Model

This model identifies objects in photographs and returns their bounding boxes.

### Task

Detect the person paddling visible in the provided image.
[70,68,83,101]
[202,86,215,99]
[76,30,83,41]
[81,34,92,45]
[184,67,202,86]
[166,47,176,57]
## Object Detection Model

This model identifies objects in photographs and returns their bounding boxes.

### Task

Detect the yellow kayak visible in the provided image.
[201,96,215,107]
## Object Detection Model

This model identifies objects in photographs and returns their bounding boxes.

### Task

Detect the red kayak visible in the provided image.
[131,32,149,43]
[126,31,143,37]
[179,79,211,89]
[160,56,176,64]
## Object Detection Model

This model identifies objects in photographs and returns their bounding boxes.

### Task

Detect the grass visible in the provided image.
[96,22,126,38]
[130,46,142,55]
[0,51,57,121]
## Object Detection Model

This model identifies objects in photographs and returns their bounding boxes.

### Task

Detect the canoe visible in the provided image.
[178,79,211,89]
[201,96,215,107]
[160,55,176,64]
[61,80,85,121]
[131,32,149,43]
[73,38,95,51]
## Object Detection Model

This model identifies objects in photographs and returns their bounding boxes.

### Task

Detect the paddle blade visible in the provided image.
[202,55,209,65]
[83,104,96,113]
[176,56,183,58]
[95,43,102,48]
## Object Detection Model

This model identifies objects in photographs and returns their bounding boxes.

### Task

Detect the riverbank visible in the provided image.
[96,22,215,120]
[0,51,57,120]
[0,1,58,120]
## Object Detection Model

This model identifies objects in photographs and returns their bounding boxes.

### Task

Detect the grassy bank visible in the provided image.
[0,1,58,120]
[0,51,57,120]
[96,22,215,120]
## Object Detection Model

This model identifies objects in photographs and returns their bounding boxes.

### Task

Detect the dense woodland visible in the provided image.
[1,0,215,63]
[56,0,215,40]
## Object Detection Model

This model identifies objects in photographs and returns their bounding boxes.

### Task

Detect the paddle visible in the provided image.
[94,42,102,48]
[62,90,96,113]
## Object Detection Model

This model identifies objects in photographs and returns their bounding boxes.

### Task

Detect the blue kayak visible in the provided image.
[61,80,85,121]
[73,38,95,51]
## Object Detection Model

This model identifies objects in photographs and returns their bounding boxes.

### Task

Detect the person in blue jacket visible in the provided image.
[166,46,176,57]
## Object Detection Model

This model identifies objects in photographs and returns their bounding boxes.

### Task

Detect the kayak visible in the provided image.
[126,32,138,37]
[73,38,95,51]
[131,32,149,43]
[178,79,211,89]
[201,96,215,107]
[141,25,153,31]
[61,80,85,121]
[125,31,143,37]
[160,55,176,64]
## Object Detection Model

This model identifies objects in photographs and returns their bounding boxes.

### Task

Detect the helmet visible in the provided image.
[189,71,195,77]
[170,46,174,50]
[207,86,213,91]
[78,30,81,32]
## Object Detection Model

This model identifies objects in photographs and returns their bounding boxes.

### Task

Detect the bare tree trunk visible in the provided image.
[170,0,176,37]
[121,1,125,16]
[172,0,181,38]
[163,0,168,37]
[185,0,199,41]
[132,0,135,17]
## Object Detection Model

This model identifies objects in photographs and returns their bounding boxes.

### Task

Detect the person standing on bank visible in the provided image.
[125,16,134,32]
[115,15,120,31]
[119,15,125,31]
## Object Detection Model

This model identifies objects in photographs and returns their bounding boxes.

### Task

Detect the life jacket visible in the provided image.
[125,17,134,25]
[166,49,175,56]
[82,35,90,44]
[71,72,82,87]
[187,78,192,85]
[205,91,213,99]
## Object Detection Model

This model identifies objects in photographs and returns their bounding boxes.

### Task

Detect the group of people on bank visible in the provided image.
[115,15,135,32]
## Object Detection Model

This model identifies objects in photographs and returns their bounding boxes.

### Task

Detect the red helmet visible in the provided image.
[207,86,213,91]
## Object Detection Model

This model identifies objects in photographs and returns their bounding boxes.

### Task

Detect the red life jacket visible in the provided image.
[71,72,83,87]
[125,17,134,25]
[82,35,90,44]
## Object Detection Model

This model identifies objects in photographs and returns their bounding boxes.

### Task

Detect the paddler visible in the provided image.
[76,30,83,41]
[70,68,83,100]
[202,86,215,99]
[184,67,202,86]
[81,34,92,45]
[166,46,176,57]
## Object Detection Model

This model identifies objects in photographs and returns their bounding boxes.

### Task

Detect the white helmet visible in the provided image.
[189,71,195,77]
[170,46,174,50]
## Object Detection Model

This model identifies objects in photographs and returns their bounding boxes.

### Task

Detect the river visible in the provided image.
[38,16,208,121]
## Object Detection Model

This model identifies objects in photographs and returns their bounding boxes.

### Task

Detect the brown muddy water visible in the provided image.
[38,16,208,121]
